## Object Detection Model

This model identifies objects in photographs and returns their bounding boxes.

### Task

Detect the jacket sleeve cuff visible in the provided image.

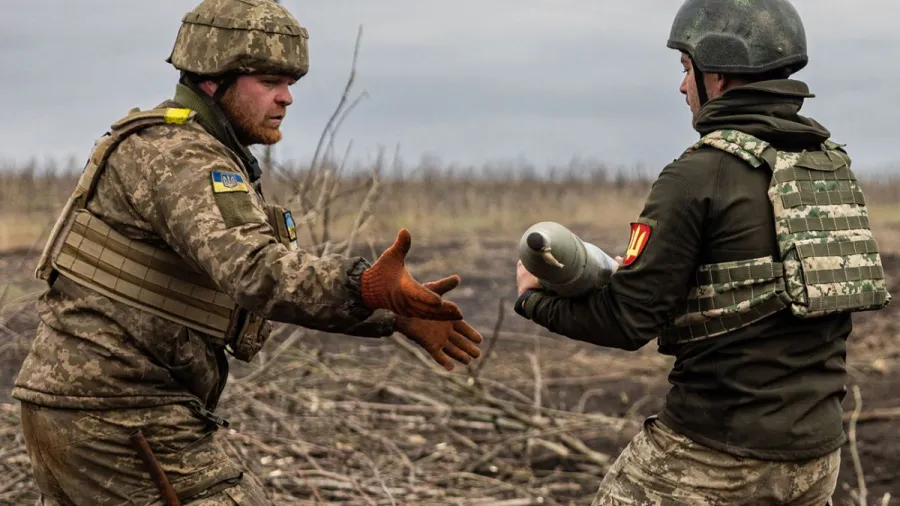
[340,309,397,338]
[514,289,545,319]
[345,257,376,321]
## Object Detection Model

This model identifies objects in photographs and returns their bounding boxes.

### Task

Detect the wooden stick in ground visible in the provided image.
[303,24,364,192]
[341,164,382,257]
[848,384,868,506]
[529,349,542,419]
[324,93,369,167]
[526,350,542,466]
[318,142,352,256]
[841,406,900,424]
[468,297,506,385]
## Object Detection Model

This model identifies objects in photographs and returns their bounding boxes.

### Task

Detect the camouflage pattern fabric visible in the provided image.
[691,129,890,318]
[662,256,790,344]
[187,480,270,506]
[12,94,395,413]
[11,92,399,499]
[20,401,272,505]
[13,3,398,502]
[167,0,309,79]
[661,128,890,343]
[590,417,840,506]
[33,107,259,348]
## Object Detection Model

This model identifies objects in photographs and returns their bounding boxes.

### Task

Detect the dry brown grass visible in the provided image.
[0,164,651,252]
[3,159,900,253]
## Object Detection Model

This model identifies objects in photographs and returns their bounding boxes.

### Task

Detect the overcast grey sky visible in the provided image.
[1,0,898,175]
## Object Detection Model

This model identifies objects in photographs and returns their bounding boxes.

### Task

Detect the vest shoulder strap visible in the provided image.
[34,107,196,282]
[686,129,772,169]
[84,107,197,203]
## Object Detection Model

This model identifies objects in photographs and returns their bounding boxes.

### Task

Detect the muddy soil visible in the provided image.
[1,236,898,505]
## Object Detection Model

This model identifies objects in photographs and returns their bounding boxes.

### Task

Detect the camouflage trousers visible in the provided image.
[20,402,271,505]
[591,416,840,506]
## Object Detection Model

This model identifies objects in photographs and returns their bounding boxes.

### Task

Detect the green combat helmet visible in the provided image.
[666,0,808,104]
[167,0,310,80]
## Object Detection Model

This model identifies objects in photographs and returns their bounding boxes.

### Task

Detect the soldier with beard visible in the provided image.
[12,0,483,504]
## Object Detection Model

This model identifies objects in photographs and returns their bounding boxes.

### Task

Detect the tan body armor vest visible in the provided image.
[34,107,298,362]
[661,129,891,346]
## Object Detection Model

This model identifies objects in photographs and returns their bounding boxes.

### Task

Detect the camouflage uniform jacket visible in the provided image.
[12,83,395,413]
[517,79,855,461]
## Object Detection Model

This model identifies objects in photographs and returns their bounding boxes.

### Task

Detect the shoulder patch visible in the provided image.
[283,210,298,244]
[623,220,654,267]
[211,170,249,193]
[164,107,193,125]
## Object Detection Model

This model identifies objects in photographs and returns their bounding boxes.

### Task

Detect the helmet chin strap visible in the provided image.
[691,56,709,107]
[212,73,239,103]
[179,72,263,183]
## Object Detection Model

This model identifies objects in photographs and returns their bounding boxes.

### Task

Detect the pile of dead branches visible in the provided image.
[211,324,643,506]
[0,318,648,506]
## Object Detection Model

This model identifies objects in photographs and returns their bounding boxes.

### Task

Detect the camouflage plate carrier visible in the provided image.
[661,129,891,345]
[34,106,298,362]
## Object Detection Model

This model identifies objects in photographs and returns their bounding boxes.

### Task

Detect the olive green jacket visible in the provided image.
[517,80,853,461]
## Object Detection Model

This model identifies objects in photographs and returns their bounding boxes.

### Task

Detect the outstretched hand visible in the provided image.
[361,229,463,321]
[395,275,484,371]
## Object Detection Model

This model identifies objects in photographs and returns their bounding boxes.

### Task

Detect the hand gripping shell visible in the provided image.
[518,221,619,298]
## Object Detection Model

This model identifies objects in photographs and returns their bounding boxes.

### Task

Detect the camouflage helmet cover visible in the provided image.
[667,0,809,75]
[167,0,309,80]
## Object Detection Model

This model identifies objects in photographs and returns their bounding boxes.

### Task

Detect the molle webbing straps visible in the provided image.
[34,105,291,362]
[54,209,234,343]
[35,107,197,283]
[768,142,890,315]
[661,256,789,344]
[791,238,886,312]
[34,106,237,343]
[665,128,891,345]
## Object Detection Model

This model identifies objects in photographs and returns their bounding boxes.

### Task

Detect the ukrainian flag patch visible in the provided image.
[283,210,298,243]
[211,170,249,193]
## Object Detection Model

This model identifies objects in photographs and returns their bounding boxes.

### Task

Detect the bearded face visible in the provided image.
[218,74,295,146]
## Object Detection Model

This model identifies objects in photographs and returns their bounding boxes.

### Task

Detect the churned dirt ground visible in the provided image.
[0,228,897,505]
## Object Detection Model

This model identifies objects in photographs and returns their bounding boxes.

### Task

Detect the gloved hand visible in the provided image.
[394,276,484,371]
[361,228,464,321]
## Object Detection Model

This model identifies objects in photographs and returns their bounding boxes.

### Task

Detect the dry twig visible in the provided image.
[849,385,867,506]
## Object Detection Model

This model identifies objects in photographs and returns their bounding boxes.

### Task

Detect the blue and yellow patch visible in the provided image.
[283,210,298,243]
[211,170,249,193]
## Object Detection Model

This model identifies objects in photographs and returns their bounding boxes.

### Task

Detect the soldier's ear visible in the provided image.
[197,80,219,97]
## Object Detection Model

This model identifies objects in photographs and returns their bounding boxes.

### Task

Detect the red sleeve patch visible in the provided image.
[623,222,652,266]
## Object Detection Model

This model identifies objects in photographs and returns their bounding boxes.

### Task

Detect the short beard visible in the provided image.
[219,86,283,146]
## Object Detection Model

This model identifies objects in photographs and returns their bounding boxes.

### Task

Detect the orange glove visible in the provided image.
[394,276,484,371]
[361,229,463,321]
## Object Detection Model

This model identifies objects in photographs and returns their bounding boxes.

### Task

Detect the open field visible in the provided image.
[1,162,898,505]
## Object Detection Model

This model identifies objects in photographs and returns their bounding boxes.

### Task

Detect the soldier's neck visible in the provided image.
[173,82,231,144]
